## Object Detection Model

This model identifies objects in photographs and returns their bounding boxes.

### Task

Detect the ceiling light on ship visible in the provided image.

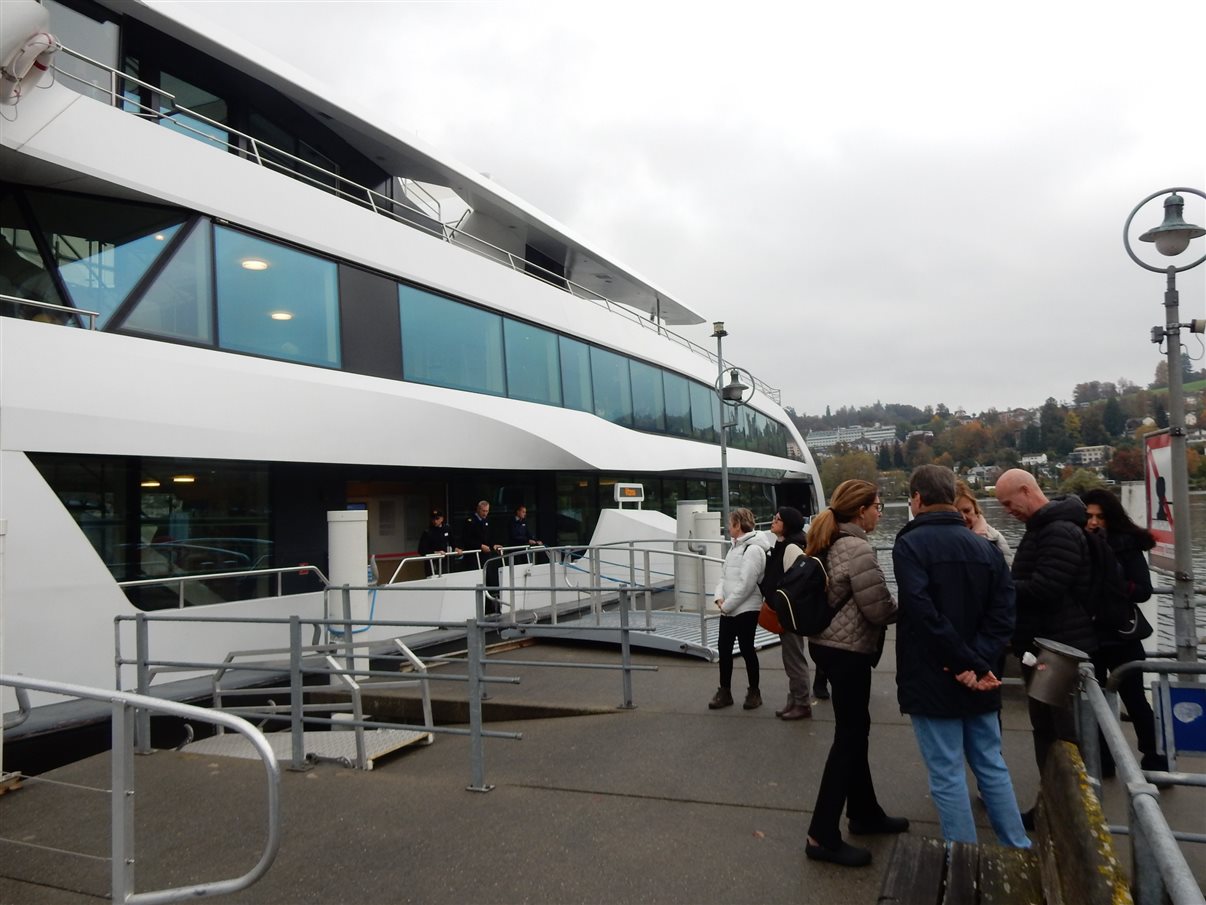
[153,234,166,241]
[140,479,160,488]
[172,475,196,484]
[269,310,293,321]
[1140,193,1206,257]
[240,258,270,271]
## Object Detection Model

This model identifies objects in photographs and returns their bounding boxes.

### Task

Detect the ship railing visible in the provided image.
[0,673,280,905]
[1077,662,1206,905]
[118,564,328,609]
[0,292,99,329]
[46,44,783,406]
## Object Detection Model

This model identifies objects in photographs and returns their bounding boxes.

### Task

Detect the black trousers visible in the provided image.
[717,610,760,691]
[1093,639,1159,766]
[807,642,887,848]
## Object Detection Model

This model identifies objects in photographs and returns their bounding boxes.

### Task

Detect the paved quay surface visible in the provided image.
[1,632,1202,904]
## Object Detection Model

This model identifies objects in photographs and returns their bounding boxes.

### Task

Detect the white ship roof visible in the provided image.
[115,0,704,327]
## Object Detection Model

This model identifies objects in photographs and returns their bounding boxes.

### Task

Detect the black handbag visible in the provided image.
[1115,605,1153,642]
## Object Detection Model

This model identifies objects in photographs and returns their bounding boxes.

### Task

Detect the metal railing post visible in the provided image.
[1077,674,1102,783]
[134,614,151,754]
[465,618,493,792]
[591,549,601,622]
[111,701,136,904]
[340,584,354,672]
[618,588,635,710]
[697,556,708,645]
[643,550,653,626]
[549,552,558,624]
[475,586,489,700]
[288,616,306,771]
[1130,796,1164,905]
[508,555,517,612]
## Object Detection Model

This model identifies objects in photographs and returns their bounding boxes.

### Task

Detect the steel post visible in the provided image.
[288,616,306,771]
[618,588,635,709]
[134,614,151,754]
[111,702,135,904]
[340,585,354,672]
[465,618,493,792]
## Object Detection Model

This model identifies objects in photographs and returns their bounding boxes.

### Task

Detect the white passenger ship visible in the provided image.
[0,0,823,705]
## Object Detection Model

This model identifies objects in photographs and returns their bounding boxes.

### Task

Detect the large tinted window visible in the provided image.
[0,187,67,320]
[399,285,505,395]
[559,336,593,412]
[504,319,561,405]
[689,380,717,444]
[590,347,633,427]
[630,360,666,432]
[215,227,340,366]
[121,219,212,342]
[663,371,692,438]
[25,190,187,327]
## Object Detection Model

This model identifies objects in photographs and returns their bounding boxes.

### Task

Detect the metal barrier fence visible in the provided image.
[114,580,661,791]
[0,674,280,905]
[1077,661,1206,905]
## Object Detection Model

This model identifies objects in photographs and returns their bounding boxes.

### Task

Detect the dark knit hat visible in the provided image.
[776,506,805,535]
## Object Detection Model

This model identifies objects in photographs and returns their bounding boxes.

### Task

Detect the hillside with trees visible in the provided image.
[788,363,1206,497]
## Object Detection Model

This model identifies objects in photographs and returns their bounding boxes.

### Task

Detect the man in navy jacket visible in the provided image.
[893,465,1030,848]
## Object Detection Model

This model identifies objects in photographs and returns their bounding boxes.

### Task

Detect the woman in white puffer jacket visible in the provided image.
[708,507,772,711]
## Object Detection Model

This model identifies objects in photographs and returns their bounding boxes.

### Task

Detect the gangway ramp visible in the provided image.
[501,609,782,661]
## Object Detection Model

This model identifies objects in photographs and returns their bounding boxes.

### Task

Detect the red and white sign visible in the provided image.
[1144,430,1175,570]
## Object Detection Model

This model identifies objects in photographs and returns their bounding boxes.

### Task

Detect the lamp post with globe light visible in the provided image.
[711,322,755,541]
[1124,187,1206,664]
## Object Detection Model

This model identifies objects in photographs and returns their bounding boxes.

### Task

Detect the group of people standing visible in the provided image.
[709,464,1162,868]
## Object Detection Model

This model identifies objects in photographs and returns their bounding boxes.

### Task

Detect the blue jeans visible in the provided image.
[910,712,1030,849]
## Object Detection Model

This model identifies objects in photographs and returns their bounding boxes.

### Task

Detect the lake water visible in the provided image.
[868,494,1206,656]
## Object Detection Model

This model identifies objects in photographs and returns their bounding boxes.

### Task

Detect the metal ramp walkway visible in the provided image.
[501,610,782,661]
[182,727,432,770]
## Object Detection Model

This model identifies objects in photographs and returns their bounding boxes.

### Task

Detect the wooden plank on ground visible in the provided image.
[978,843,1044,905]
[878,835,947,905]
[942,841,978,905]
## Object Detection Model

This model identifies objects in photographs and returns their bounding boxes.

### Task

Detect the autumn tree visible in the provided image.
[1059,468,1106,495]
[1102,396,1125,436]
[820,450,878,489]
[1108,448,1144,482]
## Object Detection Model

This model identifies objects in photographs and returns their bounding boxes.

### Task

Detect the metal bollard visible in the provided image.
[618,588,635,709]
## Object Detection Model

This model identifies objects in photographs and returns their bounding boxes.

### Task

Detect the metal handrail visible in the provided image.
[0,673,281,905]
[46,43,784,405]
[1078,666,1205,905]
[117,564,330,608]
[0,292,99,328]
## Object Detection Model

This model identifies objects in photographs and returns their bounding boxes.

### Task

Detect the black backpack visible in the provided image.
[771,552,833,636]
[1080,530,1138,636]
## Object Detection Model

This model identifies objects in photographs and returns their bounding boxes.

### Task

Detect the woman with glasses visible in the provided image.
[803,480,904,868]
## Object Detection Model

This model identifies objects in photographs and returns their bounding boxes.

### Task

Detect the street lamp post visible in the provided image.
[711,321,753,542]
[1124,188,1206,664]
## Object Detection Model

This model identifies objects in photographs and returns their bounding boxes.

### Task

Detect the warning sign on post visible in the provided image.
[1145,429,1175,571]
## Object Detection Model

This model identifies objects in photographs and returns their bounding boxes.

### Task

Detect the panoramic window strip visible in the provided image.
[0,183,800,459]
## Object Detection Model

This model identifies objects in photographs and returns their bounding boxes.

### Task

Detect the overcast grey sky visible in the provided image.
[160,0,1205,418]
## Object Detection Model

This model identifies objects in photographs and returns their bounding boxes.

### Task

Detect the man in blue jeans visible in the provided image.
[892,465,1030,848]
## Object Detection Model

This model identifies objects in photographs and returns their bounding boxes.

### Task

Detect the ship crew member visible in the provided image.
[417,509,459,576]
[461,500,503,612]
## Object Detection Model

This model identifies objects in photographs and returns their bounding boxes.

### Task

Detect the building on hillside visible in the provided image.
[1020,453,1048,467]
[1069,445,1114,467]
[806,424,897,454]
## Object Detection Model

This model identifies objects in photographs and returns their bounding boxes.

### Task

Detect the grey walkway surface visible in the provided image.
[1,633,1202,905]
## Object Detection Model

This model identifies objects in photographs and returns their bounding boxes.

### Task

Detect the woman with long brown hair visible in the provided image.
[803,480,905,868]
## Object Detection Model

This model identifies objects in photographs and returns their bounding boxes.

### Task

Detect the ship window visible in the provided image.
[589,347,633,427]
[559,336,593,413]
[158,72,230,152]
[662,371,692,438]
[504,319,561,405]
[689,380,718,444]
[120,219,213,343]
[399,285,505,395]
[215,227,341,367]
[23,190,188,328]
[0,188,67,321]
[41,0,119,105]
[630,360,666,432]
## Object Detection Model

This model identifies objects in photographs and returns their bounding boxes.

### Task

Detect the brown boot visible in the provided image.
[708,687,734,709]
[779,703,813,720]
[743,688,763,710]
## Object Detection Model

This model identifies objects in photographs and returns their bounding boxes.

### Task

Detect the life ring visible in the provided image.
[1,32,58,106]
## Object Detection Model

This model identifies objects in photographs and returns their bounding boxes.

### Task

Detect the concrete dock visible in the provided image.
[1,633,1202,904]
